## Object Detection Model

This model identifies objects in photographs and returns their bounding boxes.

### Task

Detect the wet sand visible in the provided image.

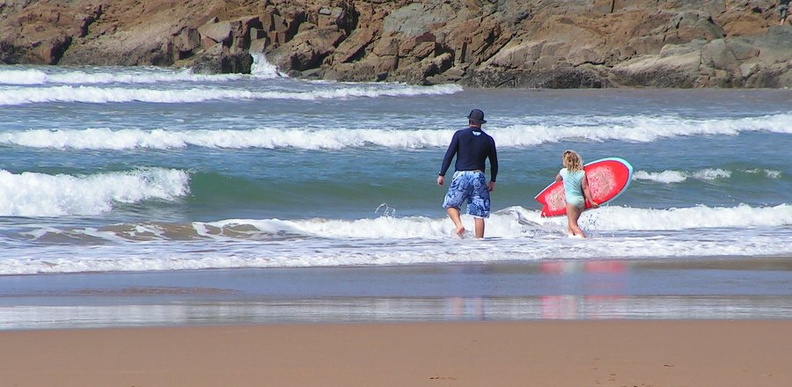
[2,260,792,386]
[3,259,792,329]
[1,320,790,387]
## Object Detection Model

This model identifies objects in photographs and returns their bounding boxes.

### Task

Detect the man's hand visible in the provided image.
[437,175,445,186]
[487,181,496,192]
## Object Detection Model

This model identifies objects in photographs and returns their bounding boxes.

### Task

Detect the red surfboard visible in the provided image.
[534,157,633,217]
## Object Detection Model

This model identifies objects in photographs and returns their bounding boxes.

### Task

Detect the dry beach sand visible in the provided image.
[1,320,790,387]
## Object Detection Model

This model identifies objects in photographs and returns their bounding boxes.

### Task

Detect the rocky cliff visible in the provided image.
[2,0,792,88]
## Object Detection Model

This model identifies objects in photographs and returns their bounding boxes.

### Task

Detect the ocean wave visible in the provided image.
[262,203,792,234]
[3,117,791,150]
[576,204,792,230]
[12,203,792,241]
[0,68,247,86]
[0,53,279,85]
[633,169,731,183]
[0,83,463,105]
[2,203,789,275]
[0,128,454,150]
[494,114,792,146]
[633,168,782,184]
[0,168,190,216]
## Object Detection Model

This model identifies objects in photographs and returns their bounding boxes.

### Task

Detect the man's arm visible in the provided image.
[488,139,498,183]
[438,132,460,177]
[487,139,498,192]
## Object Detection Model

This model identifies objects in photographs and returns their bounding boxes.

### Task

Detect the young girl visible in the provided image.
[555,150,599,237]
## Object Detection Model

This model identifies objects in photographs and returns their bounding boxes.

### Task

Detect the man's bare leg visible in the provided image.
[446,207,465,236]
[474,217,485,239]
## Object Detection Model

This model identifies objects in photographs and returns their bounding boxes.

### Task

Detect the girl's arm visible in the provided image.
[581,174,599,207]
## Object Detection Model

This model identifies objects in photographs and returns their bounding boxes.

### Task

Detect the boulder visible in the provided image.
[272,27,345,71]
[173,27,201,58]
[198,20,233,45]
[33,33,72,64]
[190,43,253,74]
[611,42,705,88]
[702,38,760,73]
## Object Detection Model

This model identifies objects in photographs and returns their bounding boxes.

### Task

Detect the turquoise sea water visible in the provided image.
[1,55,792,328]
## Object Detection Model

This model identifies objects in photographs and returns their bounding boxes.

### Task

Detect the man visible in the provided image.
[437,109,498,239]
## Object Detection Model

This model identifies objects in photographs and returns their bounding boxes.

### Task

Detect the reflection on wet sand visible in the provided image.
[3,259,792,329]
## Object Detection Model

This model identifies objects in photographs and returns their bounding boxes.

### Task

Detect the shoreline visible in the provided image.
[3,257,792,329]
[1,320,790,387]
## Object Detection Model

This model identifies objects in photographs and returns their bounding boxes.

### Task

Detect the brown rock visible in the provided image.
[331,28,376,64]
[173,27,200,54]
[3,0,792,87]
[34,34,72,65]
[198,20,233,45]
[273,27,345,71]
[371,35,399,57]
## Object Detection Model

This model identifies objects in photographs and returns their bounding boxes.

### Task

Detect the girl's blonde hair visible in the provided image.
[562,150,583,172]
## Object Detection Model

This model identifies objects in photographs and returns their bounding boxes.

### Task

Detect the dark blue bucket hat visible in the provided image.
[467,109,487,124]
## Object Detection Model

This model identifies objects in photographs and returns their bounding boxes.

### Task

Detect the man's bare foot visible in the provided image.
[455,226,466,237]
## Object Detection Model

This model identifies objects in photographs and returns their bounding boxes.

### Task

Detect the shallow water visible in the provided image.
[1,57,792,328]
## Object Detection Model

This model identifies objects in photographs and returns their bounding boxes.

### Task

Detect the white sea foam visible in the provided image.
[3,118,792,150]
[0,52,461,105]
[0,67,245,86]
[634,168,781,183]
[0,53,280,85]
[249,52,286,78]
[633,169,731,183]
[3,203,791,275]
[0,128,454,150]
[492,114,792,146]
[576,204,792,230]
[0,83,462,105]
[16,203,792,241]
[744,168,782,178]
[0,168,190,216]
[7,112,788,151]
[263,204,792,236]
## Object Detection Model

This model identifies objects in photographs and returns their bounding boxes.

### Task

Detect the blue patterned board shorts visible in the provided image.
[442,171,490,218]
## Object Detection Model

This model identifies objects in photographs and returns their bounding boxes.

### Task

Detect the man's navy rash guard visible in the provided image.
[438,127,498,182]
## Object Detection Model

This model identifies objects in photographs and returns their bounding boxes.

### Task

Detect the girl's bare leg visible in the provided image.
[566,204,586,238]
